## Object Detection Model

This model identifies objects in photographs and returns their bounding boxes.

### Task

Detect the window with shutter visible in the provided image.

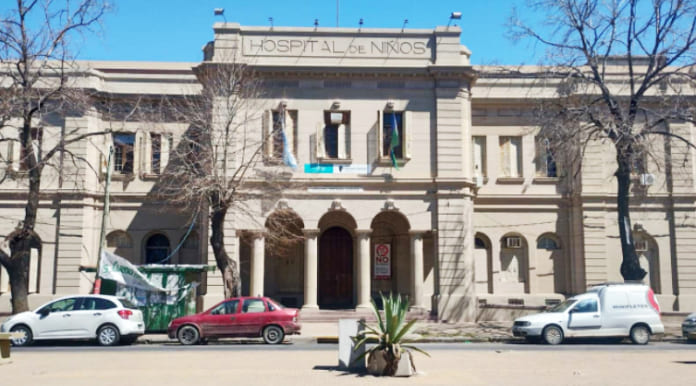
[535,136,557,177]
[472,136,486,177]
[113,133,135,174]
[499,136,521,177]
[320,111,350,160]
[267,109,298,164]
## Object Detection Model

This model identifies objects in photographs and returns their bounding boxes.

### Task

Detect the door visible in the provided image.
[567,298,602,331]
[68,297,109,338]
[200,299,240,337]
[33,297,82,338]
[319,227,354,309]
[236,298,269,335]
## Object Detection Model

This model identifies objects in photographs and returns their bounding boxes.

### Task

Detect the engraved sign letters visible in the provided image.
[243,37,431,58]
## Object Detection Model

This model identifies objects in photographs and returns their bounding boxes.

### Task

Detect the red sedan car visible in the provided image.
[167,296,301,345]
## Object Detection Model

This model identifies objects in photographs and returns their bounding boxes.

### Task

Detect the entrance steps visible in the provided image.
[298,308,434,322]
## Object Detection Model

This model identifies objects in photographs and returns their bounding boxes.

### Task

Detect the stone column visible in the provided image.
[490,235,501,294]
[410,230,426,310]
[355,229,372,310]
[302,229,319,310]
[249,232,265,297]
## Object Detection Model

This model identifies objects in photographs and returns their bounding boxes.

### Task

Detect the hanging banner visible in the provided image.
[374,243,391,280]
[98,250,165,292]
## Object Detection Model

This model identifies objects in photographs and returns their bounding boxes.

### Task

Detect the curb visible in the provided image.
[136,335,689,345]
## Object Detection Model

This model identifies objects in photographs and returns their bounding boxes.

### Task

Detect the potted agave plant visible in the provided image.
[352,293,429,376]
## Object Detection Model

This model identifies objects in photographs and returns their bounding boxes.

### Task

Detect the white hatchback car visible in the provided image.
[0,294,145,346]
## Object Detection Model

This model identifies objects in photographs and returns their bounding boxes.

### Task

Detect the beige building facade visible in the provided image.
[1,23,695,320]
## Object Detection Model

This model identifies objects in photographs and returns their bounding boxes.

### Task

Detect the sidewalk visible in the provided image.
[140,320,686,344]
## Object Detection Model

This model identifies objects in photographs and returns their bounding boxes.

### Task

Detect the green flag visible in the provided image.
[389,112,400,170]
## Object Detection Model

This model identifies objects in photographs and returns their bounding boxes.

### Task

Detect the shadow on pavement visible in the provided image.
[312,365,369,377]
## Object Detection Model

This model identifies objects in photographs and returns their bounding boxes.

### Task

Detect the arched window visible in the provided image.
[145,234,170,264]
[498,234,528,293]
[475,236,488,249]
[106,231,132,248]
[537,234,560,250]
[634,233,660,293]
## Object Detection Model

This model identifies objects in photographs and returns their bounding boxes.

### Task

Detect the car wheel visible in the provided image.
[262,325,284,344]
[10,325,33,347]
[97,325,121,346]
[542,325,563,345]
[177,325,200,345]
[630,325,650,345]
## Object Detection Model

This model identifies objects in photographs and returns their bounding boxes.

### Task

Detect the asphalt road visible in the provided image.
[12,340,696,352]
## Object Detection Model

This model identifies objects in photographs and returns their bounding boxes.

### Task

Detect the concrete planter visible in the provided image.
[367,350,415,377]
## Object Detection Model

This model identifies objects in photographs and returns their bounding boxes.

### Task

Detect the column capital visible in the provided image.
[355,229,372,237]
[302,228,320,237]
[236,229,266,239]
[408,230,429,238]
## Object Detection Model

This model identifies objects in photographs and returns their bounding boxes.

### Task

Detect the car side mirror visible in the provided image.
[38,308,50,317]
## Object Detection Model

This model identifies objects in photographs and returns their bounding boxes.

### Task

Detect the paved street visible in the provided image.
[3,342,696,385]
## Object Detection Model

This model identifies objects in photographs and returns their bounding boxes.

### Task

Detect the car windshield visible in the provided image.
[547,299,576,313]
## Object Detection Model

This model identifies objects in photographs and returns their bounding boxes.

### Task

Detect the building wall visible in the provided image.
[1,24,695,320]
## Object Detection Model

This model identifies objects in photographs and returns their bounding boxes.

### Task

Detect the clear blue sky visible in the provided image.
[4,0,545,65]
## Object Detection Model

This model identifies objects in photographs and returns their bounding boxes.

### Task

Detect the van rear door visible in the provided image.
[568,297,602,329]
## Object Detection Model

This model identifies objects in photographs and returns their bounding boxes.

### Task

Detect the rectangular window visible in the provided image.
[151,133,161,174]
[382,111,404,159]
[472,136,487,177]
[320,111,350,159]
[499,136,522,177]
[269,110,297,161]
[535,137,557,177]
[113,133,134,174]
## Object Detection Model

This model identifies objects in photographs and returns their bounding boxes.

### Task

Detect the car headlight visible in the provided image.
[514,321,531,327]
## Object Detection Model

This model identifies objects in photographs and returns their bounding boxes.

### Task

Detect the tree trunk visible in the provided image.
[2,237,33,313]
[1,121,44,314]
[615,158,647,281]
[209,204,242,298]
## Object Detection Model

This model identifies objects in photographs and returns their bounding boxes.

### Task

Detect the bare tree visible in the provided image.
[154,59,300,298]
[509,0,696,281]
[0,0,110,313]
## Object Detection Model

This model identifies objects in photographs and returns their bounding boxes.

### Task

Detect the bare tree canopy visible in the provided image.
[153,60,299,298]
[509,0,696,281]
[0,0,110,313]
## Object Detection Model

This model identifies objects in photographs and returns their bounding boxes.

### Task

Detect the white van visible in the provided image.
[512,283,664,345]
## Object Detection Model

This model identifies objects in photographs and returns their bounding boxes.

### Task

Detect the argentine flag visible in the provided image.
[280,110,298,170]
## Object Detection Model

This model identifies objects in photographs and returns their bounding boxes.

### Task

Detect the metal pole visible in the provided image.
[93,146,113,294]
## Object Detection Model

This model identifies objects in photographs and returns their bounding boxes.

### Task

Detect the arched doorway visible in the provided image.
[265,209,305,308]
[144,233,170,264]
[474,233,492,294]
[498,233,529,294]
[318,227,354,309]
[370,211,411,302]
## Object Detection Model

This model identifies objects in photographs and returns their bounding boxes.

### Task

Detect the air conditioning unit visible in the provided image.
[506,236,522,249]
[640,173,655,186]
[635,239,648,252]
